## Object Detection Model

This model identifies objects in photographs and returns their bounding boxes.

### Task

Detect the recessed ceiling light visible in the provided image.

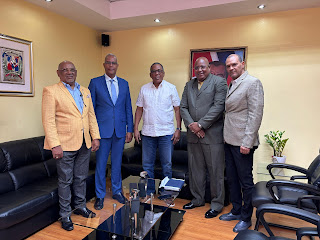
[45,0,52,2]
[257,4,265,9]
[154,19,160,23]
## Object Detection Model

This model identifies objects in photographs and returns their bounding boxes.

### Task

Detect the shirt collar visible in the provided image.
[105,74,118,82]
[151,79,164,88]
[231,71,248,85]
[61,81,80,90]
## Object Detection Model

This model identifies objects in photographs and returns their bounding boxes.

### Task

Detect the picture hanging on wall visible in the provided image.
[0,34,33,96]
[190,47,247,86]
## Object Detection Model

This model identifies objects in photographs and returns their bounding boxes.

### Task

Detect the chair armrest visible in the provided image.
[255,203,320,235]
[291,175,308,181]
[297,195,320,209]
[122,147,142,164]
[267,163,308,179]
[266,179,320,202]
[296,227,318,240]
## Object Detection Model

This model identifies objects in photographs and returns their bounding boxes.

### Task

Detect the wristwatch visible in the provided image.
[176,128,182,131]
[197,123,202,129]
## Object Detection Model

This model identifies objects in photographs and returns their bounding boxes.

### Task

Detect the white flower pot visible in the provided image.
[272,156,286,164]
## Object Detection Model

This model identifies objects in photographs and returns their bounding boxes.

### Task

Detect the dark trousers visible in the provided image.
[56,142,91,218]
[224,143,257,222]
[188,142,225,211]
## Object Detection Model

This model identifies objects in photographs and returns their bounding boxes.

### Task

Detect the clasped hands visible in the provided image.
[188,122,205,138]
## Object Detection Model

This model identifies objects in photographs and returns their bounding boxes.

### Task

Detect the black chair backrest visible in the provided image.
[308,155,320,186]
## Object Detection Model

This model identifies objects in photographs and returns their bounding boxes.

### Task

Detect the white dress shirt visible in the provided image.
[105,74,119,98]
[136,80,180,137]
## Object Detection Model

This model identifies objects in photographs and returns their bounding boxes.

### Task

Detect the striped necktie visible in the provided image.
[111,79,117,105]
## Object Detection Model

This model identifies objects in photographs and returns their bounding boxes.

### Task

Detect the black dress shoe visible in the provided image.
[233,220,252,233]
[112,192,126,204]
[74,207,96,218]
[94,198,104,210]
[60,216,74,231]
[219,212,241,221]
[183,202,198,209]
[205,209,221,218]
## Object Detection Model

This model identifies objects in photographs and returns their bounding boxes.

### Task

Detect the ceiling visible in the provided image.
[24,0,320,32]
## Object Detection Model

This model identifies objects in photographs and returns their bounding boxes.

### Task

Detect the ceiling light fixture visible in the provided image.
[45,0,52,2]
[154,19,160,23]
[257,4,265,9]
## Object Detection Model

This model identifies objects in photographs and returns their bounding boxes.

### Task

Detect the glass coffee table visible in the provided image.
[71,175,185,240]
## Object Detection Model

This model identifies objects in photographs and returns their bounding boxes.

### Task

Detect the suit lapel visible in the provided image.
[197,75,211,96]
[226,71,248,98]
[100,76,113,106]
[58,82,79,111]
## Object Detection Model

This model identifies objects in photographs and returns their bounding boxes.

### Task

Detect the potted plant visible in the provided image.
[264,130,289,163]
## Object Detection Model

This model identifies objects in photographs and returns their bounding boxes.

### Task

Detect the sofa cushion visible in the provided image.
[33,136,52,161]
[0,189,55,229]
[9,162,49,190]
[0,138,43,171]
[0,172,15,195]
[43,158,57,177]
[0,149,7,173]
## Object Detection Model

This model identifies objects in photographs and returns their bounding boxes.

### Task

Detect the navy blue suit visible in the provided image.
[89,75,133,197]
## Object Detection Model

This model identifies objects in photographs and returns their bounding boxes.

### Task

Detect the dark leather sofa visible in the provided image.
[122,131,229,206]
[0,136,96,240]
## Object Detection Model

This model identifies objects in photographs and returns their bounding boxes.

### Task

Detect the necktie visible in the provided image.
[111,79,117,105]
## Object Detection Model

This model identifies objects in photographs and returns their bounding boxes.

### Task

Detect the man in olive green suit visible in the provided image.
[180,57,228,218]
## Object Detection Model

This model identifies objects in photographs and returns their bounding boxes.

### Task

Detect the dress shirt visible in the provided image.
[229,79,238,92]
[105,74,119,99]
[62,81,83,114]
[136,80,180,137]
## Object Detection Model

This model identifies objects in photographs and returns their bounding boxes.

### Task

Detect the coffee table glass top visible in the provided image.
[69,175,185,239]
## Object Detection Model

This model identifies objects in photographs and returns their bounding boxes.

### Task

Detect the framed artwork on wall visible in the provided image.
[0,34,34,96]
[190,47,247,86]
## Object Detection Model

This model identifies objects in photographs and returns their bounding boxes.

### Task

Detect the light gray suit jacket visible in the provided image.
[180,74,228,144]
[224,71,264,148]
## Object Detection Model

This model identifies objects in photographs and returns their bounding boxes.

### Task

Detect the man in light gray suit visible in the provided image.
[180,57,228,218]
[219,54,264,233]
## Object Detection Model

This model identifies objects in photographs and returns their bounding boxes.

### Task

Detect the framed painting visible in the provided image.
[190,47,247,85]
[0,34,34,96]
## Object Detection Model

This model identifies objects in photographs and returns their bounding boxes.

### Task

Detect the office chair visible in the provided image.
[234,203,320,240]
[253,155,320,222]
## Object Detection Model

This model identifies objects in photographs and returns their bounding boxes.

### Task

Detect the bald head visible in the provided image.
[57,60,77,87]
[194,57,210,82]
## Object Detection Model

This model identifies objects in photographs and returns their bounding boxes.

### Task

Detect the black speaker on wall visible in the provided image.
[102,34,109,47]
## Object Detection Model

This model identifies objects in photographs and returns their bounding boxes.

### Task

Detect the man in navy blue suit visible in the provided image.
[89,53,133,208]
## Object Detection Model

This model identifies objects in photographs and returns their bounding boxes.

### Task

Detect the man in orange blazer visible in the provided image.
[42,61,100,231]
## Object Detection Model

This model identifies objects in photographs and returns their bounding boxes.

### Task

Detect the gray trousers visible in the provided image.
[188,142,225,211]
[56,142,91,218]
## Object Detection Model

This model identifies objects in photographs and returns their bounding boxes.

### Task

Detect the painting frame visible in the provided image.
[0,34,34,97]
[190,47,247,85]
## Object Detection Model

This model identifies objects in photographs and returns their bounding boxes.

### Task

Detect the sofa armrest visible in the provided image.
[122,147,142,164]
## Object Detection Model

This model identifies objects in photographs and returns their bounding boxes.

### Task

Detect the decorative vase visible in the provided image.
[272,156,286,164]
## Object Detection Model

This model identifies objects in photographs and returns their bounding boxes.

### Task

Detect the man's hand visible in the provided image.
[91,139,100,152]
[171,130,181,145]
[125,132,133,143]
[52,145,63,159]
[134,129,141,144]
[196,129,205,138]
[240,146,250,155]
[188,122,201,134]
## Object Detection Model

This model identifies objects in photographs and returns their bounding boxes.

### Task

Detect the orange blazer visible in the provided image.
[42,81,100,151]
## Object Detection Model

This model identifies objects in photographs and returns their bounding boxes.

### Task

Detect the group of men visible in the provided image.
[41,53,263,233]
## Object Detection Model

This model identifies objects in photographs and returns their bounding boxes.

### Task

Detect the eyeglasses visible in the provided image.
[150,69,164,74]
[105,61,118,65]
[59,68,77,73]
[194,65,208,71]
